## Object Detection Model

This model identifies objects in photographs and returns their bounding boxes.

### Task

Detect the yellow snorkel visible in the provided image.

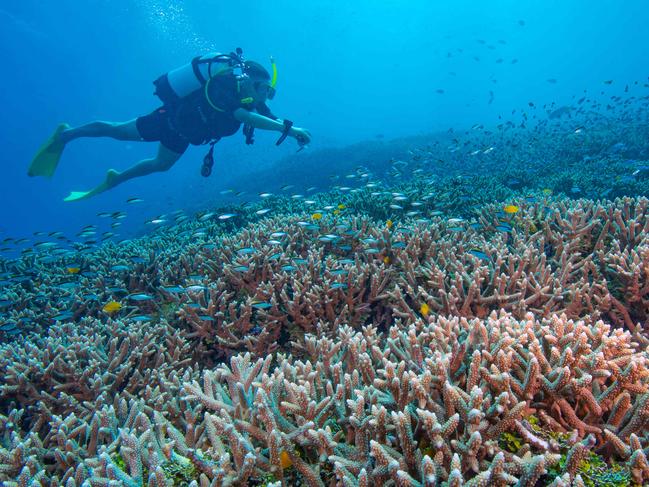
[268,56,277,99]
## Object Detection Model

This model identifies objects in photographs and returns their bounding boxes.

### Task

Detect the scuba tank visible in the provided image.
[153,49,246,105]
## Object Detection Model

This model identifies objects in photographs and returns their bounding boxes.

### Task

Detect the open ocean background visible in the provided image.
[1,0,648,243]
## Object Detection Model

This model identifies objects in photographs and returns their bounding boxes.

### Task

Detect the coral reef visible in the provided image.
[2,312,649,485]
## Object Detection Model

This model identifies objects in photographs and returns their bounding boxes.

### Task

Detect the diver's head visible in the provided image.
[244,60,276,101]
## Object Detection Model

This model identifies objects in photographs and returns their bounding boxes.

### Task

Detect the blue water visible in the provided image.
[1,0,647,242]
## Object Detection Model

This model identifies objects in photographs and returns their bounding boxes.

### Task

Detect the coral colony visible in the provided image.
[3,120,649,486]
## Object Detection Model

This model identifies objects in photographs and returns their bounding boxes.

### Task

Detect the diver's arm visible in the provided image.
[234,109,286,132]
[233,109,311,144]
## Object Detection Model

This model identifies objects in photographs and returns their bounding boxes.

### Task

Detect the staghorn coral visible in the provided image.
[0,376,211,485]
[385,197,649,331]
[167,196,649,361]
[3,172,649,486]
[5,311,648,485]
[179,311,649,486]
[6,196,649,360]
[0,317,195,443]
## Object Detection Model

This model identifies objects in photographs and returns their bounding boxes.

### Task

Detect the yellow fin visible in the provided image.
[64,191,92,202]
[64,170,118,202]
[28,123,69,178]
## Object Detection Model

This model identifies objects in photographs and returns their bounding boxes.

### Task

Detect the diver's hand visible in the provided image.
[290,127,312,146]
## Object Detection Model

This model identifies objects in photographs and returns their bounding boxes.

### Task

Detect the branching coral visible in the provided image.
[178,312,649,486]
[3,178,649,486]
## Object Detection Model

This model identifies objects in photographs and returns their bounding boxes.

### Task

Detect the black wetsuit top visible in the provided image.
[137,74,275,154]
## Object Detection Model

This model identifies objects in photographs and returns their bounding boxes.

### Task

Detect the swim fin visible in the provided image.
[63,170,119,202]
[63,191,93,202]
[28,123,70,178]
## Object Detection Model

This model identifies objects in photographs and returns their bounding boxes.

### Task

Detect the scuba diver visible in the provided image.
[28,48,312,201]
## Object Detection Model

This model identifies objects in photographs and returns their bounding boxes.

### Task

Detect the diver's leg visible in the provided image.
[64,144,183,202]
[60,119,142,144]
[106,143,183,189]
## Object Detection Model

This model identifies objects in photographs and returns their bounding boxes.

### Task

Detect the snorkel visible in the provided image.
[268,56,277,100]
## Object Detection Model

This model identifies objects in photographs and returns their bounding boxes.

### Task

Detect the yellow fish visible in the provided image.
[383,256,391,264]
[66,267,80,274]
[503,205,519,214]
[386,219,393,229]
[542,188,553,195]
[279,450,293,469]
[311,212,323,220]
[333,209,341,216]
[337,204,346,210]
[420,303,430,317]
[103,301,122,314]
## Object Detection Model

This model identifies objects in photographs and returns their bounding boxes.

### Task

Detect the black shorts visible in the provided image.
[136,107,190,154]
